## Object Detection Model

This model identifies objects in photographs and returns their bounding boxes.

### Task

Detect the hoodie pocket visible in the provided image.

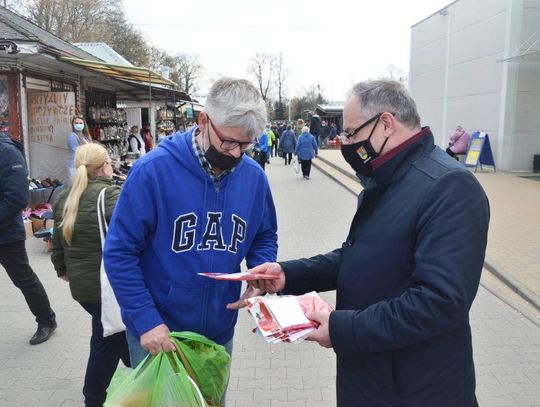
[158,284,204,333]
[200,281,241,340]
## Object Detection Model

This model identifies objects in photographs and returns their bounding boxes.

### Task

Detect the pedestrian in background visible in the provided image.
[0,131,56,346]
[266,124,276,158]
[279,124,296,165]
[310,113,322,147]
[295,118,305,138]
[320,120,330,147]
[51,143,129,407]
[295,126,318,179]
[255,129,269,170]
[67,115,91,177]
[248,79,489,407]
[140,123,154,152]
[446,125,470,159]
[128,125,145,156]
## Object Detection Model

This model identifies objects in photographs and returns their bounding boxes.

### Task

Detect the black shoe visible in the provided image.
[29,322,57,345]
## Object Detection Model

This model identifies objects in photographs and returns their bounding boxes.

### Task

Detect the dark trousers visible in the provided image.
[284,152,292,165]
[301,159,312,176]
[79,302,130,407]
[0,240,55,327]
[272,142,279,157]
[257,151,267,170]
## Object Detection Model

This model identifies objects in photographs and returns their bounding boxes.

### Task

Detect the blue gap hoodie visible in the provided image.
[104,128,278,344]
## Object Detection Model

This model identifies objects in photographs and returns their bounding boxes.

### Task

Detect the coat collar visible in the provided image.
[367,127,434,185]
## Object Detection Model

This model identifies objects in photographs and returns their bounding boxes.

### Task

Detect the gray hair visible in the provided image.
[348,79,420,129]
[302,126,310,133]
[204,77,268,139]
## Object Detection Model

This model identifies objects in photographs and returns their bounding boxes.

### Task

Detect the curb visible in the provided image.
[314,155,540,313]
[484,260,540,311]
[312,159,358,197]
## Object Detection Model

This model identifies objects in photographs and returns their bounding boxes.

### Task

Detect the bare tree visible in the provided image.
[290,85,328,119]
[22,0,117,42]
[20,0,150,67]
[166,53,204,95]
[380,64,408,84]
[247,53,276,101]
[147,46,169,72]
[274,53,288,119]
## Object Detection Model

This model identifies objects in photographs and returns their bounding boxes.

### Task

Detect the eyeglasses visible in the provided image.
[343,113,384,141]
[207,116,253,151]
[343,112,396,141]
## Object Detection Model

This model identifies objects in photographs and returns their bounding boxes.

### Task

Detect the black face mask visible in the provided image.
[203,129,243,171]
[340,113,389,177]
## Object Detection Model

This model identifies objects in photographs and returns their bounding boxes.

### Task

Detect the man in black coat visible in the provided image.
[246,80,489,406]
[309,114,322,147]
[0,132,56,344]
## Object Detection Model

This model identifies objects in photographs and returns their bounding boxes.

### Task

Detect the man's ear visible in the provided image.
[198,112,208,133]
[380,112,396,136]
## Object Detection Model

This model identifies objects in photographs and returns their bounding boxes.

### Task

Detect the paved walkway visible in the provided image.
[315,148,540,310]
[0,155,539,406]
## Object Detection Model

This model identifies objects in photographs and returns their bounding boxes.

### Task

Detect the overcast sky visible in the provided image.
[123,0,451,101]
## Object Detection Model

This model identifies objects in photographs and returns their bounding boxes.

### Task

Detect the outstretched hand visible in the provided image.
[227,285,265,310]
[247,262,286,294]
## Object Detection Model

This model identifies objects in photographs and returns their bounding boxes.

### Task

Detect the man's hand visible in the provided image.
[140,324,176,355]
[305,311,333,348]
[246,262,286,294]
[226,285,265,310]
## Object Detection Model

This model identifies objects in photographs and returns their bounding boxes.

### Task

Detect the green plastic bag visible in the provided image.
[171,331,231,405]
[104,350,206,407]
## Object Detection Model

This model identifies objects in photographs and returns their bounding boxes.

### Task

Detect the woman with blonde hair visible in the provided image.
[67,115,92,177]
[51,143,129,407]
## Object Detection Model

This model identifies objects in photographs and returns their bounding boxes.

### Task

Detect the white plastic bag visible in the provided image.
[292,156,300,174]
[97,188,126,337]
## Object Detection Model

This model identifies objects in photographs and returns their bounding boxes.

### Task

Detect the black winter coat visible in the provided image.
[0,134,28,245]
[281,129,489,407]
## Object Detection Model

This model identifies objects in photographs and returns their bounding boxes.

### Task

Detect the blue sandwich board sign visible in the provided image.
[465,131,496,172]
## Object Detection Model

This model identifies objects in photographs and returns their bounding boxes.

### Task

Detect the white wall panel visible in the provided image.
[409,69,446,101]
[510,131,540,171]
[450,0,507,32]
[409,38,447,76]
[447,54,505,97]
[449,12,507,65]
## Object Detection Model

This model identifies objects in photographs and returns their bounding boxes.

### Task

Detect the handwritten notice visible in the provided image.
[28,91,75,147]
[28,91,76,182]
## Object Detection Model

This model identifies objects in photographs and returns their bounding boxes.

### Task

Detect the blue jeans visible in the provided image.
[79,302,130,407]
[126,329,233,405]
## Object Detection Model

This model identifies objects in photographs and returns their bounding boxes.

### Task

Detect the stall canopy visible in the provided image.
[58,56,177,87]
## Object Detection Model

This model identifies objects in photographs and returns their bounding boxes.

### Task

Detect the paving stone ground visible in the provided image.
[0,154,538,406]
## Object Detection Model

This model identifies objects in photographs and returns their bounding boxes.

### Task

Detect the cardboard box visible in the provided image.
[24,219,34,238]
[30,217,44,233]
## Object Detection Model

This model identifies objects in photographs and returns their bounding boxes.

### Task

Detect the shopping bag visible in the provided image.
[171,331,231,406]
[97,188,125,337]
[292,156,300,174]
[105,351,207,407]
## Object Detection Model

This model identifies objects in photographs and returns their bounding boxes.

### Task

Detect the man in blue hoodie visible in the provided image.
[103,78,277,368]
[248,79,489,407]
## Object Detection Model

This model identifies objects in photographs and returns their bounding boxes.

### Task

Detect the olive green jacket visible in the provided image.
[51,177,120,303]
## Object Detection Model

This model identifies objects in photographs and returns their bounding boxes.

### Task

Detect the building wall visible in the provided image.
[410,0,540,171]
[509,1,540,171]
